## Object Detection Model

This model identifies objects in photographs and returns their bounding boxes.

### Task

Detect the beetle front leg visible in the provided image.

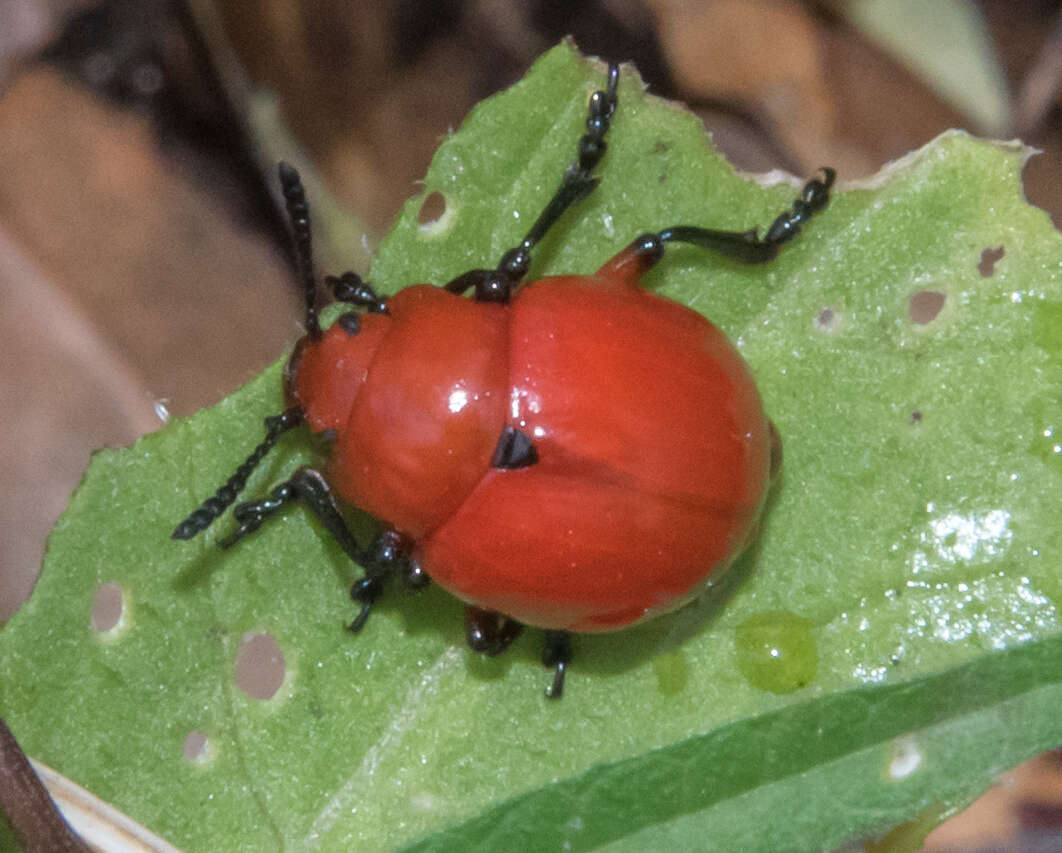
[171,407,304,541]
[210,465,409,632]
[219,467,369,562]
[347,528,413,633]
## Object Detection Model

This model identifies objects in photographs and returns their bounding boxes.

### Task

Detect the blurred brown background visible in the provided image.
[0,1,1060,849]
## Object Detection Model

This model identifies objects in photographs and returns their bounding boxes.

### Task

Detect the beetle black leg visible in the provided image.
[655,168,835,264]
[402,557,431,590]
[219,467,368,559]
[443,268,495,298]
[172,407,305,540]
[210,466,406,631]
[518,62,619,254]
[347,528,411,632]
[348,578,382,633]
[217,480,298,547]
[324,271,389,314]
[465,606,525,656]
[542,630,572,700]
[597,169,834,282]
[446,63,621,303]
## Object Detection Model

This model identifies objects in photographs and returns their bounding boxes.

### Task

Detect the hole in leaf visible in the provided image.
[417,191,448,230]
[183,731,211,763]
[90,581,124,633]
[888,735,923,780]
[909,290,945,325]
[235,633,286,700]
[813,306,839,333]
[911,410,923,424]
[979,245,1005,277]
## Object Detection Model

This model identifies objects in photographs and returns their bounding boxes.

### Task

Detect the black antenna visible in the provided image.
[278,162,322,340]
[172,163,323,543]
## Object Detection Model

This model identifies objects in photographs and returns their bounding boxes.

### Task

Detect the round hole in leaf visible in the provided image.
[235,632,286,700]
[909,290,946,325]
[417,191,448,228]
[183,731,211,763]
[813,306,839,333]
[90,581,124,634]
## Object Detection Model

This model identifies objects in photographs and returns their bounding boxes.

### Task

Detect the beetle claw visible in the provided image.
[545,660,567,700]
[347,603,372,633]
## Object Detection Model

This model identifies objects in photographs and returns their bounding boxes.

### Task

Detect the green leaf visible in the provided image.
[2,41,1061,853]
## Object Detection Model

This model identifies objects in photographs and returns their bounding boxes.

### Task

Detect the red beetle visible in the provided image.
[173,64,833,697]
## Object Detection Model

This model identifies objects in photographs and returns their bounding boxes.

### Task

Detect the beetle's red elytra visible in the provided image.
[173,62,834,698]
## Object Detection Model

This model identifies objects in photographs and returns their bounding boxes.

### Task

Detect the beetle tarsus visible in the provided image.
[348,576,385,632]
[543,631,572,699]
[344,530,411,631]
